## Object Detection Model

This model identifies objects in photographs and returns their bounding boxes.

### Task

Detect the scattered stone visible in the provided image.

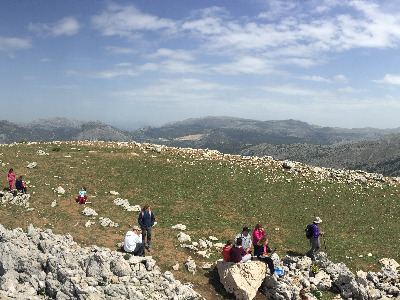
[54,186,65,194]
[177,232,191,243]
[202,263,213,270]
[51,200,57,207]
[81,207,98,216]
[172,224,187,230]
[196,250,210,258]
[99,217,119,227]
[172,263,180,271]
[26,162,37,168]
[1,191,31,209]
[185,256,197,274]
[36,150,48,156]
[209,236,218,241]
[85,220,95,227]
[109,191,119,195]
[113,198,141,211]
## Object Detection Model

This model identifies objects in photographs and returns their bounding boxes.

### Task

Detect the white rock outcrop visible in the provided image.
[217,259,267,300]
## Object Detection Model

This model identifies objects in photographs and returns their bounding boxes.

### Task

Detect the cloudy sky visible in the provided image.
[2,0,400,129]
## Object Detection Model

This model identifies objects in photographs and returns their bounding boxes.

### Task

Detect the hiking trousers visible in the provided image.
[257,256,275,274]
[306,236,320,260]
[141,226,152,249]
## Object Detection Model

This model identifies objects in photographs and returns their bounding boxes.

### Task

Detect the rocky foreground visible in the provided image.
[217,253,400,300]
[0,223,203,299]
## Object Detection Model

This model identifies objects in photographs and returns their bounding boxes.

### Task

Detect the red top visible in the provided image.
[221,246,232,262]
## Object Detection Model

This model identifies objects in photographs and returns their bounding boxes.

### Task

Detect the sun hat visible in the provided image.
[242,227,250,232]
[132,225,140,230]
[314,217,322,224]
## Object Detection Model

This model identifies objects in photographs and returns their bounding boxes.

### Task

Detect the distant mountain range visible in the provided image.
[1,116,400,176]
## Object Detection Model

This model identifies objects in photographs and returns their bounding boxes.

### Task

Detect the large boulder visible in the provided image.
[217,259,266,300]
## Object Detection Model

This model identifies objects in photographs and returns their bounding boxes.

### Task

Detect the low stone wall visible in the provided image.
[0,223,204,300]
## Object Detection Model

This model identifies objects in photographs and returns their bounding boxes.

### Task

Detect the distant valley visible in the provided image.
[1,116,400,176]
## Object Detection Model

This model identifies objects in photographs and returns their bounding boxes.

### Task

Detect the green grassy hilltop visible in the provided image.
[0,141,399,299]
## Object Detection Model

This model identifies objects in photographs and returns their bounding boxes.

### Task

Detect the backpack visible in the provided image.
[305,224,314,239]
[141,210,152,218]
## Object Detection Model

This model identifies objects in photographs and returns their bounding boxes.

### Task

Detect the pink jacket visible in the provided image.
[7,172,15,183]
[252,229,265,246]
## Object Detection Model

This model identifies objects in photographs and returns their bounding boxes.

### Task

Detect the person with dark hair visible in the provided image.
[299,289,310,300]
[7,168,16,191]
[138,204,155,252]
[230,238,252,263]
[253,223,265,254]
[123,226,145,256]
[255,236,278,279]
[78,186,87,204]
[306,217,324,261]
[15,176,27,194]
[234,226,252,254]
[221,240,233,262]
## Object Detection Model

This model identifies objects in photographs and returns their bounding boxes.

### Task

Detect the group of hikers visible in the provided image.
[6,168,27,194]
[220,217,325,280]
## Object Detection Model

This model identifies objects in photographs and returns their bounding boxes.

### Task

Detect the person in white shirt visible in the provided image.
[123,226,145,256]
[234,227,252,253]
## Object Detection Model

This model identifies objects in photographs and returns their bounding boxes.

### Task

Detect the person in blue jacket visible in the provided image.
[138,204,155,252]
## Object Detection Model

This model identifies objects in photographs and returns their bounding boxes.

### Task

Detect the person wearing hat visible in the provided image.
[234,226,252,254]
[306,217,324,260]
[123,225,145,256]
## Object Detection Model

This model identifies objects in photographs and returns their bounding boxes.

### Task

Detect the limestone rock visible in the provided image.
[217,259,266,300]
[177,232,191,243]
[99,217,118,227]
[172,224,187,230]
[81,207,98,216]
[54,186,65,194]
[27,162,37,168]
[113,198,141,212]
[184,256,197,274]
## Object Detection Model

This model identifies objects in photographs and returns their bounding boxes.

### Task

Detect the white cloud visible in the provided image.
[334,74,349,83]
[104,46,137,54]
[145,48,195,61]
[212,56,274,75]
[91,4,177,37]
[29,17,80,37]
[301,75,331,83]
[262,84,328,97]
[0,36,31,52]
[374,74,400,85]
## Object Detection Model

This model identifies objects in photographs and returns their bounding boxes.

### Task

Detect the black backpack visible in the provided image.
[305,224,314,239]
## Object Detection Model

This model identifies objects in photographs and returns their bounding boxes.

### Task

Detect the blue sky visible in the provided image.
[2,0,400,129]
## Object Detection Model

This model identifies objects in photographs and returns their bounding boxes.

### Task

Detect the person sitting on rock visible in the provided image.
[255,236,278,279]
[230,238,251,263]
[15,176,27,194]
[252,223,265,254]
[221,240,233,262]
[234,227,252,254]
[78,186,87,204]
[123,225,145,256]
[306,217,324,261]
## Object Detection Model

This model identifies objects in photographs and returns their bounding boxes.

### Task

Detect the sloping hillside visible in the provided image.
[0,141,399,299]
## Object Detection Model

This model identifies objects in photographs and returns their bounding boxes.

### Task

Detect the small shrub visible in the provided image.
[311,264,319,274]
[123,253,131,260]
[52,147,61,152]
[310,288,322,300]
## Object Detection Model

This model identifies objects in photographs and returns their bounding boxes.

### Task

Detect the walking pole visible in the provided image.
[323,234,326,251]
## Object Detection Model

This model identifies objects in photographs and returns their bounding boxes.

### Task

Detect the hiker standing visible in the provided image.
[252,223,265,254]
[7,168,16,191]
[138,204,155,252]
[306,217,324,260]
[234,227,252,253]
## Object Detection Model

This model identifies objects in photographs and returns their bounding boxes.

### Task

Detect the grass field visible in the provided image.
[0,141,399,299]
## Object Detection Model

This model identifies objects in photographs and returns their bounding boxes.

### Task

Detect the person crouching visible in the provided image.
[123,226,145,256]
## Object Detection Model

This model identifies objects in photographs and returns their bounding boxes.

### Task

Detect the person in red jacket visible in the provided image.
[221,240,233,262]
